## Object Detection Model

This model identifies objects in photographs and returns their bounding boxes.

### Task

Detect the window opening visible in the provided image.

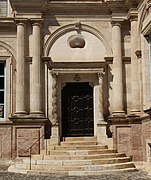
[0,62,6,119]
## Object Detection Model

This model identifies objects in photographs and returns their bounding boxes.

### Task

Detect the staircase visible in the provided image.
[8,137,137,176]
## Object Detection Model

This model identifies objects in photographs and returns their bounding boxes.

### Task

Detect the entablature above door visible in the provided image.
[43,58,106,74]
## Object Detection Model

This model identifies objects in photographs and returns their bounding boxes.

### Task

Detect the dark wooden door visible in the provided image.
[62,82,94,137]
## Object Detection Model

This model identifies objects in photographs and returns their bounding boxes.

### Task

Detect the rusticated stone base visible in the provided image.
[9,116,48,158]
[108,114,151,163]
[0,123,12,159]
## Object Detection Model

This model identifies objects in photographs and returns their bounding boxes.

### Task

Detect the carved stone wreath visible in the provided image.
[68,34,85,48]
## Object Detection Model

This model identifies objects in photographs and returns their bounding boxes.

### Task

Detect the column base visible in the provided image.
[97,122,107,144]
[112,110,126,117]
[14,111,28,117]
[30,111,44,117]
[129,109,141,116]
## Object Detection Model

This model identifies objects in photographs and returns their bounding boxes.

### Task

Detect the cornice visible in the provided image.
[9,0,142,17]
[0,17,16,27]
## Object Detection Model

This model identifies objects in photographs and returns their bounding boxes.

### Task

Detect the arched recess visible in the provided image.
[44,23,112,57]
[0,41,16,59]
[0,41,17,117]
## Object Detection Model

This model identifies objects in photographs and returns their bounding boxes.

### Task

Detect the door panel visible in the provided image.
[62,82,94,137]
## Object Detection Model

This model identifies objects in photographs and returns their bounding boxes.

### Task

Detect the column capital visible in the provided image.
[111,18,124,27]
[98,71,105,78]
[15,18,28,26]
[127,8,138,21]
[50,72,58,78]
[31,18,43,26]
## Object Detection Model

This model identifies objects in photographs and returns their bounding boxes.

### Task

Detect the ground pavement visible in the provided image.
[0,171,150,180]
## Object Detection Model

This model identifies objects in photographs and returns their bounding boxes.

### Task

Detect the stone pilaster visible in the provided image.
[30,21,43,116]
[129,14,141,115]
[111,21,125,116]
[98,72,106,125]
[15,22,27,116]
[50,72,60,145]
[97,72,107,145]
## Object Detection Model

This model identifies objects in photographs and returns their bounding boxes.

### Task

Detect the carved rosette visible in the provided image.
[52,73,58,125]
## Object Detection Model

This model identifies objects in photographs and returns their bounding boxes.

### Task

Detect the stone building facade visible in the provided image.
[0,0,151,166]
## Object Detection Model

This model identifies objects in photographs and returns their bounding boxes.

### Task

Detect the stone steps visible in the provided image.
[44,145,108,151]
[9,162,135,172]
[32,153,126,160]
[22,156,130,165]
[40,145,111,155]
[60,141,98,146]
[27,167,137,176]
[63,137,97,142]
[8,136,137,175]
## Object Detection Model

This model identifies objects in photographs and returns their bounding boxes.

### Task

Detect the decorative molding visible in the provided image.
[74,74,81,81]
[141,13,151,36]
[51,72,58,125]
[44,23,112,57]
[0,41,16,59]
[105,56,131,64]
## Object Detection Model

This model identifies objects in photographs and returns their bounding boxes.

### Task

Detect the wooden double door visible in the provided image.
[61,82,94,137]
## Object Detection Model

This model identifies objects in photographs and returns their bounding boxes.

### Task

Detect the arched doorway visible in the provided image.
[61,82,94,137]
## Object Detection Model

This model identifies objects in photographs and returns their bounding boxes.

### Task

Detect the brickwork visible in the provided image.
[0,125,12,159]
[142,118,151,162]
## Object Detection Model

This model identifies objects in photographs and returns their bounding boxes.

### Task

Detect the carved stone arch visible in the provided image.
[44,23,112,57]
[0,41,16,59]
[138,3,148,34]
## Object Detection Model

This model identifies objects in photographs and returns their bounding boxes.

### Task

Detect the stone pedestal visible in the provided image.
[9,116,48,158]
[50,125,60,145]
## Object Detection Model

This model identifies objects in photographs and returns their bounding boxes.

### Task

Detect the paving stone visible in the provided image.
[0,170,150,180]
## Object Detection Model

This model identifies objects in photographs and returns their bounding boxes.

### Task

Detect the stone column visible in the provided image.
[30,21,43,116]
[15,22,27,116]
[130,17,141,114]
[50,72,60,145]
[112,21,125,116]
[97,72,107,145]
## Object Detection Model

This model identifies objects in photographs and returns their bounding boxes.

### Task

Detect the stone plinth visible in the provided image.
[9,116,48,158]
